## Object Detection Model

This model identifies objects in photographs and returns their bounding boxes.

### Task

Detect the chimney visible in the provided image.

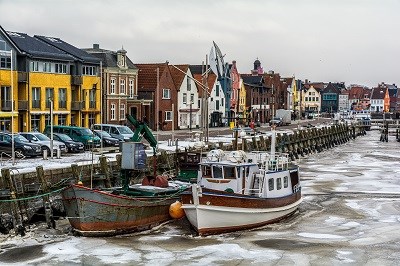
[93,43,100,49]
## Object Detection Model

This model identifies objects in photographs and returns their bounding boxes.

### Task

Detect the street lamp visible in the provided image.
[49,97,53,159]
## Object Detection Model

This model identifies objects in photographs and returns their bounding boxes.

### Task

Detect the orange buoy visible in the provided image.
[169,201,185,219]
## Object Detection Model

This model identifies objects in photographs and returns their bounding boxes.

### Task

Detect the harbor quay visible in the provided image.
[0,118,367,234]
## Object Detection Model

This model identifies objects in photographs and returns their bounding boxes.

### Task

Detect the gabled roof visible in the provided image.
[240,74,264,86]
[348,87,370,100]
[371,87,387,100]
[169,64,189,90]
[84,46,137,69]
[35,35,100,64]
[135,63,169,90]
[6,31,74,61]
[193,72,216,97]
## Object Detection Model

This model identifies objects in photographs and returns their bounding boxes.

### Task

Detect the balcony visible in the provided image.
[18,72,28,82]
[1,100,12,111]
[18,100,28,110]
[71,75,83,85]
[71,101,84,111]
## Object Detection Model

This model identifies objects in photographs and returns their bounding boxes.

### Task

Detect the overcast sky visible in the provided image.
[1,0,399,87]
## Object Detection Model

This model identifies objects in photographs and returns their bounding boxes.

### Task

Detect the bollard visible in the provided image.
[56,148,61,159]
[43,149,48,160]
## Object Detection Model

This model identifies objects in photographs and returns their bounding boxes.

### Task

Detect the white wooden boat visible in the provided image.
[181,129,302,235]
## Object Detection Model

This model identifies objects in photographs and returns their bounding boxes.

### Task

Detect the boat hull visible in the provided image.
[62,185,179,236]
[181,188,302,236]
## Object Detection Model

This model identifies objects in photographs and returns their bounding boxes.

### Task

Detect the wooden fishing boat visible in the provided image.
[62,114,188,236]
[62,180,187,236]
[181,129,302,236]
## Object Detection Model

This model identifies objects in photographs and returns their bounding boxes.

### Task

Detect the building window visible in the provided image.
[0,86,11,111]
[89,89,96,109]
[221,98,224,106]
[187,77,191,91]
[59,88,67,108]
[0,56,11,69]
[120,104,125,120]
[215,85,220,97]
[30,61,39,72]
[110,103,116,120]
[110,78,115,94]
[55,63,67,74]
[120,79,126,94]
[43,62,52,72]
[45,88,54,108]
[162,89,170,99]
[82,66,96,76]
[129,79,134,98]
[216,100,220,110]
[165,111,172,121]
[31,115,41,132]
[88,114,96,128]
[32,87,41,108]
[190,93,194,103]
[58,114,67,125]
[183,93,187,104]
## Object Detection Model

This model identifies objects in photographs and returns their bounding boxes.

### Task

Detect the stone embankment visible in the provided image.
[0,122,367,234]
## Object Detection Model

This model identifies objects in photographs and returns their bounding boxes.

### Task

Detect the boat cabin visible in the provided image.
[198,150,300,199]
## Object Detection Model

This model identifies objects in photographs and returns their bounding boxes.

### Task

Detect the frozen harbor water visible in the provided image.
[1,130,400,265]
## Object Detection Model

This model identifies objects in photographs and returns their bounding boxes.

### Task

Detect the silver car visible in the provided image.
[19,132,67,155]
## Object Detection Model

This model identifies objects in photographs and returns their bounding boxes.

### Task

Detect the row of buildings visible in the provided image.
[0,26,399,133]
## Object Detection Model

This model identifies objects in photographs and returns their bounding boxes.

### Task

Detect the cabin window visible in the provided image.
[202,166,211,177]
[277,178,282,190]
[268,178,274,191]
[284,176,288,188]
[223,166,236,179]
[213,166,223,178]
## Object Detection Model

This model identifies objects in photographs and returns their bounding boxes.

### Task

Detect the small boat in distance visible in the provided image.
[181,128,302,236]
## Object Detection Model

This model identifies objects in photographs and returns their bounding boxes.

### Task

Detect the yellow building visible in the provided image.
[1,26,101,132]
[238,79,247,119]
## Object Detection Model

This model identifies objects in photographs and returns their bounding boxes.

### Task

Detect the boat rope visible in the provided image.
[0,187,66,202]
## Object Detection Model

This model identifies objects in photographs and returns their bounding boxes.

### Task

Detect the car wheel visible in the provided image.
[15,149,25,158]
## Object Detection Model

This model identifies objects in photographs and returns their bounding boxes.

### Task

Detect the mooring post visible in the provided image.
[2,168,24,235]
[99,156,111,188]
[36,166,54,229]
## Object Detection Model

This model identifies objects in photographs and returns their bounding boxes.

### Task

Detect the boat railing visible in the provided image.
[260,153,290,172]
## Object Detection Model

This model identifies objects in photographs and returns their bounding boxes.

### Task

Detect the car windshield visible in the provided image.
[57,134,73,141]
[118,126,133,134]
[96,131,111,138]
[14,135,29,142]
[33,133,50,141]
[78,128,94,135]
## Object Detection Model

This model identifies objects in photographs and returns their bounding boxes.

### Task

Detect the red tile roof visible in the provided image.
[169,64,189,90]
[135,63,169,90]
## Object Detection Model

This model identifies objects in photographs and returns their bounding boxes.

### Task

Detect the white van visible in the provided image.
[91,124,134,141]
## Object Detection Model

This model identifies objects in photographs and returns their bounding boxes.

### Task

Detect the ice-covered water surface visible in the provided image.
[1,130,400,265]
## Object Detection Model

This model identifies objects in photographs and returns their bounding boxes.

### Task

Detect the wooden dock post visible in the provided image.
[36,166,54,229]
[99,156,111,188]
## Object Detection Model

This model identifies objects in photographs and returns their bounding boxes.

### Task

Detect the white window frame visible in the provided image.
[129,79,134,98]
[110,103,116,120]
[183,93,187,104]
[110,78,115,94]
[162,88,170,99]
[120,78,126,94]
[165,111,172,121]
[120,103,125,120]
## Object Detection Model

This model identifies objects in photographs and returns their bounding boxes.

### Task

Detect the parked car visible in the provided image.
[43,125,101,149]
[19,132,67,155]
[91,124,134,141]
[93,130,121,147]
[0,132,42,158]
[50,133,85,153]
[269,117,283,127]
